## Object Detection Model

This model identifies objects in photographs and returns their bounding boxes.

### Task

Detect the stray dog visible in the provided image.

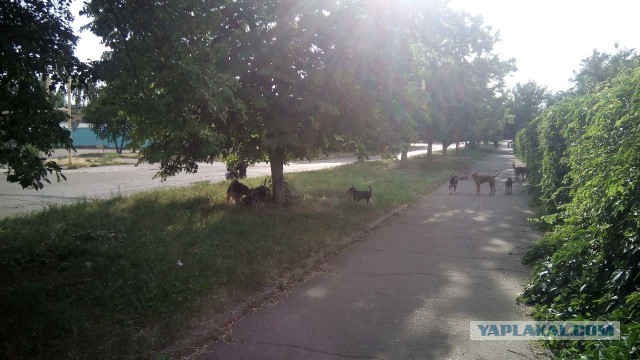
[505,177,514,195]
[471,170,499,195]
[226,179,249,204]
[347,186,372,205]
[512,162,527,181]
[242,179,272,206]
[447,175,459,195]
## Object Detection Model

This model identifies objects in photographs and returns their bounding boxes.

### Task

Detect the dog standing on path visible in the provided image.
[447,175,459,195]
[471,170,499,195]
[505,177,514,195]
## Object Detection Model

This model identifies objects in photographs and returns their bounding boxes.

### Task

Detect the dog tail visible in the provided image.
[493,169,500,177]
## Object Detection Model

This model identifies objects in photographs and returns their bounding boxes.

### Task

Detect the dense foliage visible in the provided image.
[515,61,640,358]
[0,0,84,189]
[82,0,513,204]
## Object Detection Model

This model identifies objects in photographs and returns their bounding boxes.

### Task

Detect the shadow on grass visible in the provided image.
[0,153,480,359]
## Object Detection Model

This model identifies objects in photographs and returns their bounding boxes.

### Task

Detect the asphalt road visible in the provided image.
[198,147,545,360]
[0,145,446,219]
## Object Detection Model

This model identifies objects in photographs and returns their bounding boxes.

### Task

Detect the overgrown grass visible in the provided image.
[0,152,480,360]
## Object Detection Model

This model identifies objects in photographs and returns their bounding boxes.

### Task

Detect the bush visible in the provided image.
[518,66,640,358]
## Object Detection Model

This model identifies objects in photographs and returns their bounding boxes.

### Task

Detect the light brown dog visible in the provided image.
[471,170,499,195]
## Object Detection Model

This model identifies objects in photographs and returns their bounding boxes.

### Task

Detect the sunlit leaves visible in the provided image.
[518,64,640,358]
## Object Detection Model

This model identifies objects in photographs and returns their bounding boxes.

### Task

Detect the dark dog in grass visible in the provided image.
[242,179,272,206]
[512,162,527,181]
[347,186,372,205]
[226,179,249,205]
[471,170,499,195]
[447,175,459,195]
[505,177,514,195]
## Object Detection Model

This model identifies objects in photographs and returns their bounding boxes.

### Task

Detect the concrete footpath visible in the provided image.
[198,148,547,360]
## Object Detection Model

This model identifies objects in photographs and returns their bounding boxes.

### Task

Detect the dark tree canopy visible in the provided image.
[0,0,84,189]
[83,0,514,204]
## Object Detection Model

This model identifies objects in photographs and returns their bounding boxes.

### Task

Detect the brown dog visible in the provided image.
[471,170,499,195]
[505,177,514,195]
[226,179,249,204]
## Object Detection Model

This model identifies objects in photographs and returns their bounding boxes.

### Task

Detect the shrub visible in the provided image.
[518,66,640,358]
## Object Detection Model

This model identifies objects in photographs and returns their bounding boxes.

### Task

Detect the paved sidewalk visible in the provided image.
[199,148,545,359]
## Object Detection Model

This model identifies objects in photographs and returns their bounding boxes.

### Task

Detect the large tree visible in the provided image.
[0,0,84,189]
[83,0,512,203]
[411,4,514,155]
[84,0,410,204]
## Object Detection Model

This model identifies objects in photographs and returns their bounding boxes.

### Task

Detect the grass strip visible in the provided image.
[0,150,483,360]
[52,152,139,169]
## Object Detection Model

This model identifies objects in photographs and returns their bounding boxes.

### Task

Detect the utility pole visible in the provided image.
[67,78,72,166]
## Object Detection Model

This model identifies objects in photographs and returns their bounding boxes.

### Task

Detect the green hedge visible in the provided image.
[517,66,640,358]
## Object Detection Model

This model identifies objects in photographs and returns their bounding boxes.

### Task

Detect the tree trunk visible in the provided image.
[117,136,125,154]
[442,141,450,156]
[455,142,460,155]
[269,147,286,207]
[400,144,408,166]
[426,132,434,160]
[111,135,122,154]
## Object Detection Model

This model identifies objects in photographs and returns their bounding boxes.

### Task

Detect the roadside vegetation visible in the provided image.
[515,55,640,358]
[51,152,139,169]
[0,151,480,360]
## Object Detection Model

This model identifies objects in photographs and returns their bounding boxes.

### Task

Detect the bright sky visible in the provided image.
[71,1,107,63]
[448,0,640,92]
[71,0,640,93]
